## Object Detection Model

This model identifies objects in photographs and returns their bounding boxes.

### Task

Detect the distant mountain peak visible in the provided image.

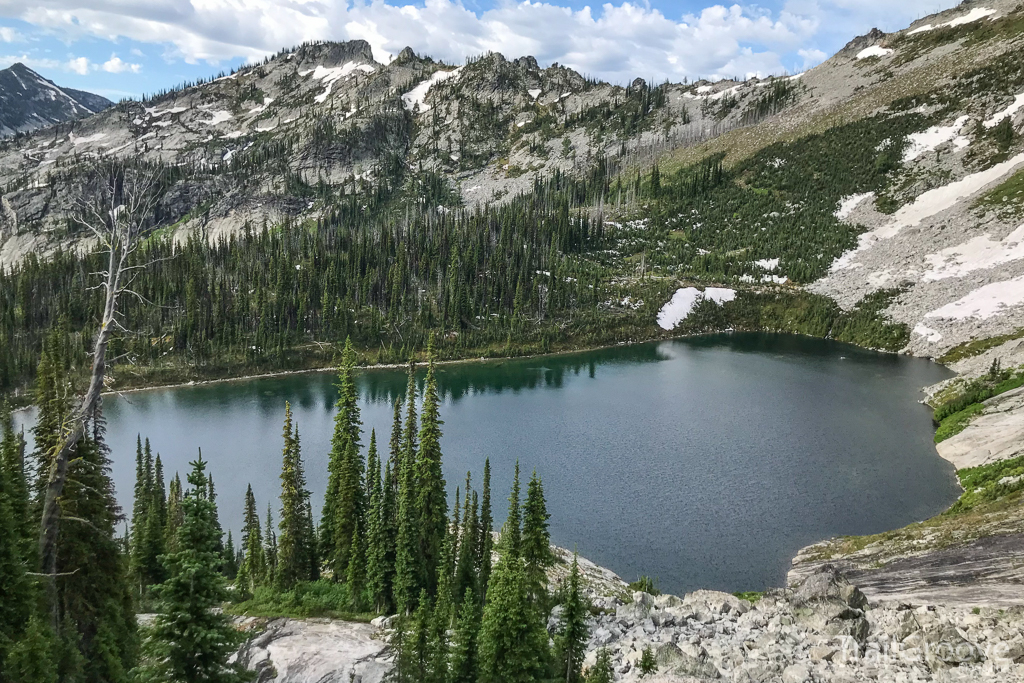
[0,63,112,137]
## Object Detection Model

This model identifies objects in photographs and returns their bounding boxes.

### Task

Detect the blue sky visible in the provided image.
[0,0,959,100]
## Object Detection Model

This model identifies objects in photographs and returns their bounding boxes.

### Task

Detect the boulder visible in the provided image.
[654,642,720,679]
[792,564,867,610]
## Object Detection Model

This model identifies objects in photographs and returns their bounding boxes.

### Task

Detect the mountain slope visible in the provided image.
[0,63,112,137]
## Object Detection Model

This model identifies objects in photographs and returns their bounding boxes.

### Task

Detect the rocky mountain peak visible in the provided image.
[0,62,111,137]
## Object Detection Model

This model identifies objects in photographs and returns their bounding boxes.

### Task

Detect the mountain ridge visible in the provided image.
[0,62,112,137]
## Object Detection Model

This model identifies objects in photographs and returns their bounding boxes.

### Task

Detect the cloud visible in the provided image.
[102,53,141,73]
[798,48,828,70]
[0,26,22,42]
[0,53,60,70]
[66,55,90,74]
[0,0,963,84]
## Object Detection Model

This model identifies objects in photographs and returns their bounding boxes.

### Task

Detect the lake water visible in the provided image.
[16,333,960,595]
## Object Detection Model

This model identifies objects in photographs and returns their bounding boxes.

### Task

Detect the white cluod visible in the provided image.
[925,275,1024,320]
[402,68,463,112]
[657,287,736,330]
[904,116,970,162]
[923,225,1024,281]
[831,152,1024,271]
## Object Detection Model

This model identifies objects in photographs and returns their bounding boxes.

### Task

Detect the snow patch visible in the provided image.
[835,192,875,220]
[221,131,244,139]
[922,224,1024,281]
[831,152,1024,271]
[657,287,735,330]
[402,68,463,112]
[856,46,893,60]
[913,324,943,343]
[528,88,541,100]
[984,94,1024,129]
[908,7,998,35]
[201,110,234,126]
[755,258,780,271]
[903,116,970,162]
[70,133,107,145]
[925,275,1024,320]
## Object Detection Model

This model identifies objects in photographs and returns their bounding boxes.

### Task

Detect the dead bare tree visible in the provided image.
[37,162,161,624]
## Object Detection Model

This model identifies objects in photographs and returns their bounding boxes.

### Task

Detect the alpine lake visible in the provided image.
[16,333,960,596]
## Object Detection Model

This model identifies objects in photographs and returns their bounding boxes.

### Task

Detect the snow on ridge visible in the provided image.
[755,258,780,271]
[907,7,998,35]
[925,275,1024,320]
[922,224,1024,282]
[904,116,970,162]
[856,46,894,60]
[836,192,875,220]
[984,94,1024,129]
[402,68,463,112]
[831,152,1024,271]
[657,287,736,330]
[70,133,107,146]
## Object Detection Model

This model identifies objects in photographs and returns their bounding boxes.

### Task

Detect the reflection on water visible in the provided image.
[14,333,959,595]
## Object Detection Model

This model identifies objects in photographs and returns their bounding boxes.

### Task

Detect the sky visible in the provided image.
[0,0,960,100]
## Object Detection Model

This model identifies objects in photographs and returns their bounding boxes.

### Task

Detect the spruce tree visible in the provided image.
[321,337,363,572]
[0,414,32,677]
[522,470,554,602]
[223,530,238,579]
[584,650,614,683]
[5,615,57,683]
[453,484,479,607]
[478,459,494,600]
[447,587,480,683]
[415,343,447,594]
[136,456,252,683]
[264,503,278,584]
[477,553,550,683]
[345,526,366,610]
[365,431,391,612]
[1,412,31,562]
[555,553,590,683]
[165,473,184,553]
[236,484,265,594]
[276,403,311,590]
[393,373,421,613]
[498,461,522,558]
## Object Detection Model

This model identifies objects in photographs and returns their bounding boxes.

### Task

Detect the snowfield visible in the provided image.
[856,46,893,60]
[922,225,1024,281]
[925,275,1024,320]
[984,93,1024,129]
[835,192,875,220]
[903,116,970,162]
[657,287,736,330]
[831,152,1024,271]
[402,68,463,112]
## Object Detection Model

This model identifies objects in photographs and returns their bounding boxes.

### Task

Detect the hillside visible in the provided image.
[0,1,1023,396]
[0,62,111,137]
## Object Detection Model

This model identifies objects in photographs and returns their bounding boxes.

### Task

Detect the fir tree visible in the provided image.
[447,587,480,683]
[498,461,522,558]
[276,404,313,589]
[477,553,550,683]
[235,484,265,594]
[165,474,184,553]
[365,431,391,612]
[345,526,367,611]
[0,412,32,677]
[393,371,421,613]
[584,649,614,683]
[453,484,478,607]
[555,553,590,683]
[223,530,238,579]
[264,503,278,583]
[5,616,58,683]
[135,456,252,683]
[477,458,494,598]
[415,342,447,594]
[321,338,363,574]
[522,470,553,602]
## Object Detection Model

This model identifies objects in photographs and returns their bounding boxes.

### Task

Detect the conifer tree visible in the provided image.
[264,503,278,583]
[1,406,31,560]
[477,459,494,598]
[0,414,32,677]
[584,650,613,683]
[448,587,480,683]
[165,474,184,552]
[415,342,447,594]
[345,526,367,610]
[365,431,391,612]
[4,615,58,683]
[136,456,252,683]
[321,338,363,573]
[555,553,590,683]
[498,461,522,558]
[522,470,553,602]
[235,484,265,594]
[223,531,238,579]
[402,361,419,472]
[276,403,313,590]
[393,372,421,613]
[477,552,550,683]
[454,484,479,607]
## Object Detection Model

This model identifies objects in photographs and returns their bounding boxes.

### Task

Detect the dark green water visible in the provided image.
[16,333,960,595]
